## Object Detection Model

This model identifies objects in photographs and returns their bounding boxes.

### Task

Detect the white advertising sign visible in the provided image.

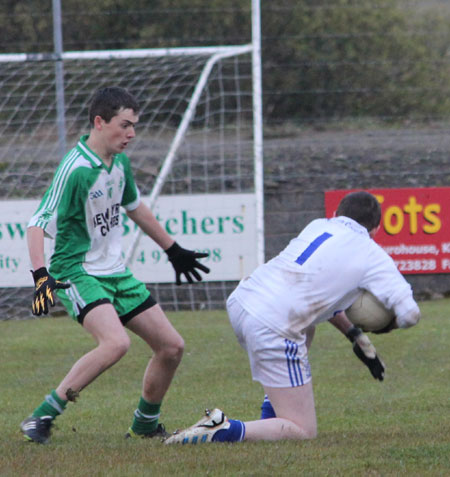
[0,194,257,287]
[0,200,40,287]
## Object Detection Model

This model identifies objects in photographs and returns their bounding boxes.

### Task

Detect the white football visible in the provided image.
[345,290,395,332]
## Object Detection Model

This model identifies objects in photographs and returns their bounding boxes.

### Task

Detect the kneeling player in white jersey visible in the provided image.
[20,87,210,444]
[164,191,420,444]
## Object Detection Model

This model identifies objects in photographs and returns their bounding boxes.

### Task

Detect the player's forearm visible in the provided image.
[27,226,46,270]
[127,202,174,250]
[329,311,354,335]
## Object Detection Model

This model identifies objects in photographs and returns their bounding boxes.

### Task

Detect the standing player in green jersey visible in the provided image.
[21,86,210,444]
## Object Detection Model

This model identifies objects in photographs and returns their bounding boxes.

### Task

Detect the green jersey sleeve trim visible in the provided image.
[28,148,83,238]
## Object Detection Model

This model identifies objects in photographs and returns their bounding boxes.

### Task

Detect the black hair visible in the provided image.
[336,191,381,232]
[88,86,140,126]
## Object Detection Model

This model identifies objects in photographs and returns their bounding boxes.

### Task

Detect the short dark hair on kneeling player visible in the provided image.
[336,191,381,232]
[88,86,140,126]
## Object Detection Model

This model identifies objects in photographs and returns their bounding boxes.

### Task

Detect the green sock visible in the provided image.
[131,397,161,435]
[32,390,68,420]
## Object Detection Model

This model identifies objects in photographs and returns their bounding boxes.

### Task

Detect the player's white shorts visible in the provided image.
[227,294,312,388]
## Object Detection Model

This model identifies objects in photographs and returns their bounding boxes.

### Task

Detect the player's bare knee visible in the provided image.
[115,337,131,358]
[288,419,317,440]
[303,426,317,440]
[288,426,316,440]
[103,334,131,361]
[285,425,317,441]
[170,337,185,363]
[160,337,184,365]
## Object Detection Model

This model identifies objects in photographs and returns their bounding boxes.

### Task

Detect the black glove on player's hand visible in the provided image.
[31,267,70,316]
[346,325,385,381]
[165,242,210,285]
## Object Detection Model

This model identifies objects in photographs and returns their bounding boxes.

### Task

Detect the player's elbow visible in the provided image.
[396,305,421,329]
[303,427,318,440]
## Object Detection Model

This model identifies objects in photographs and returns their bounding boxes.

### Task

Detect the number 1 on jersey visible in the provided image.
[295,232,333,265]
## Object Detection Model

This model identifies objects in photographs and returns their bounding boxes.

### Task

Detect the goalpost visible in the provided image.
[0,3,264,318]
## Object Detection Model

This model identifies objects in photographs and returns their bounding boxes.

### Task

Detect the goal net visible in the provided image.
[0,45,259,318]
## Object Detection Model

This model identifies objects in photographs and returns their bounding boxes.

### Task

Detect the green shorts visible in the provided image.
[56,269,156,325]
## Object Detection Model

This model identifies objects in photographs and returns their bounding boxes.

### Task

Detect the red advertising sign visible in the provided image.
[325,187,450,274]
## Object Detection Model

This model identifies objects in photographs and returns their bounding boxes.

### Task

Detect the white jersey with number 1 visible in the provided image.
[232,216,418,341]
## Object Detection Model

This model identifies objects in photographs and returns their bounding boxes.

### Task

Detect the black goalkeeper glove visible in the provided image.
[165,242,210,285]
[31,267,71,316]
[346,325,385,381]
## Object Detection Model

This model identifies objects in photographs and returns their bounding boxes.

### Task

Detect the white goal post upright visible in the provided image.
[252,0,265,267]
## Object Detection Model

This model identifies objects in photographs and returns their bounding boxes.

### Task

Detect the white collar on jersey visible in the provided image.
[77,135,105,168]
[332,216,369,236]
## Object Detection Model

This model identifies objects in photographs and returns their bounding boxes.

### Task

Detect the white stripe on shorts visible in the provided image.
[65,281,86,316]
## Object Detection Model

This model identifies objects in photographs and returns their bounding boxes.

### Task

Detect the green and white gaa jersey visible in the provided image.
[29,135,140,278]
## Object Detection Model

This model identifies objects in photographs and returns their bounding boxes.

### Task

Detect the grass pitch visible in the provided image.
[1,299,449,476]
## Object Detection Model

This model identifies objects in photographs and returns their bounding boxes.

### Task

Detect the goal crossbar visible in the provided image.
[0,45,252,63]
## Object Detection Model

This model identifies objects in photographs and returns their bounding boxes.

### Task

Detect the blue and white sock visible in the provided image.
[260,395,276,419]
[212,419,246,442]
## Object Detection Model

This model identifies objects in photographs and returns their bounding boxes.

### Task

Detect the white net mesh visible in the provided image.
[0,48,254,318]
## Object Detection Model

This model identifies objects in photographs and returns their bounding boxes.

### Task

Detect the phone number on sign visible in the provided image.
[394,259,436,272]
[134,248,222,265]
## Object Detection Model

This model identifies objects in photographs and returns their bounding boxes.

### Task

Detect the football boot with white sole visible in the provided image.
[164,408,229,445]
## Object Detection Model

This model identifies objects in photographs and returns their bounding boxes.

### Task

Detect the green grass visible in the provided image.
[1,299,449,476]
